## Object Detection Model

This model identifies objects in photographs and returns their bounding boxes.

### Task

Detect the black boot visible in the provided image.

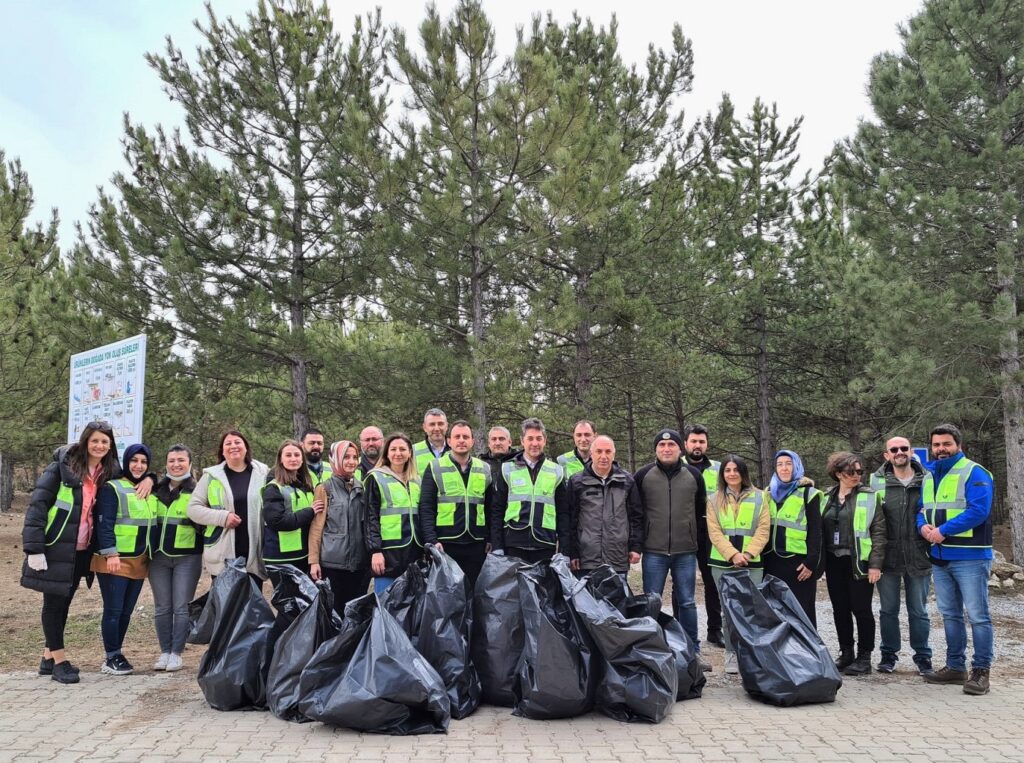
[706,629,725,649]
[844,653,872,676]
[834,648,855,671]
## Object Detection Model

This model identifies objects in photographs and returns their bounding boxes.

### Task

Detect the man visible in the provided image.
[355,426,384,482]
[419,420,494,587]
[636,428,709,667]
[683,424,724,648]
[301,428,332,486]
[567,435,643,577]
[557,420,596,479]
[481,425,521,480]
[413,408,450,476]
[871,436,933,675]
[490,417,571,564]
[918,423,995,695]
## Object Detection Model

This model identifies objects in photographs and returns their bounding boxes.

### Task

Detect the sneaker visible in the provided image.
[915,657,934,676]
[102,654,133,676]
[844,654,872,676]
[153,653,170,671]
[923,665,967,684]
[52,661,80,684]
[877,654,898,674]
[963,668,990,696]
[706,630,726,649]
[165,654,184,672]
[834,649,855,671]
[699,657,713,673]
[39,657,54,676]
[724,652,739,674]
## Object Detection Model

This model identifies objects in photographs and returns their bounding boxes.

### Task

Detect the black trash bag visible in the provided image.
[197,558,275,710]
[625,592,662,620]
[719,571,842,706]
[656,612,706,701]
[260,564,321,707]
[296,593,451,735]
[513,557,595,719]
[470,553,527,706]
[266,581,343,722]
[378,559,427,639]
[419,546,481,719]
[186,591,212,645]
[565,565,677,723]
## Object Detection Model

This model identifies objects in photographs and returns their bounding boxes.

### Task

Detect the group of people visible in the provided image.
[21,412,996,697]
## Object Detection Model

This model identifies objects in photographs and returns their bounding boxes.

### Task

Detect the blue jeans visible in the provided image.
[877,572,932,661]
[642,552,698,649]
[373,576,395,594]
[97,574,145,657]
[931,559,994,670]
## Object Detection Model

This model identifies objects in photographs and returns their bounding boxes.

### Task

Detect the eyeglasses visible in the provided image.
[87,420,113,433]
[888,446,910,454]
[842,469,864,476]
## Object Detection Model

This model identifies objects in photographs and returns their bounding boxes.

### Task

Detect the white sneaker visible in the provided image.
[165,654,184,672]
[725,652,739,674]
[153,653,170,671]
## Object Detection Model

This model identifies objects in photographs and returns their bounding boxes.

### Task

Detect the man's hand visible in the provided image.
[433,542,444,554]
[920,523,935,540]
[628,551,641,565]
[310,563,321,581]
[371,552,385,575]
[570,558,581,571]
[867,568,881,584]
[930,529,946,544]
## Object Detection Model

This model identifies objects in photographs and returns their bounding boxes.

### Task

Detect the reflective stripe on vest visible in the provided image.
[869,471,886,497]
[155,491,197,556]
[111,479,157,556]
[431,454,491,541]
[769,488,818,556]
[852,489,878,573]
[502,460,564,547]
[413,441,439,478]
[700,460,722,494]
[710,489,764,567]
[310,463,333,488]
[44,484,75,546]
[922,458,993,549]
[372,471,421,550]
[203,479,227,547]
[263,482,314,562]
[557,451,584,479]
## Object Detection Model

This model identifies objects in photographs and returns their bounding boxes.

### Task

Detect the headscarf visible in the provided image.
[330,440,358,480]
[121,443,152,484]
[769,449,804,505]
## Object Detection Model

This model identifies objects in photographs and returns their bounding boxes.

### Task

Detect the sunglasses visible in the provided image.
[842,468,864,476]
[87,420,114,433]
[888,446,910,454]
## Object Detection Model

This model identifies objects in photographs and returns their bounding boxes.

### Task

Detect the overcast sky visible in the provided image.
[0,0,924,246]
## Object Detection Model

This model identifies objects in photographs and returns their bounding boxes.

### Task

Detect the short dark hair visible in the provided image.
[218,430,252,465]
[449,419,473,435]
[573,419,596,433]
[300,428,324,440]
[929,423,962,446]
[826,451,863,480]
[685,424,709,438]
[521,417,546,436]
[167,443,193,461]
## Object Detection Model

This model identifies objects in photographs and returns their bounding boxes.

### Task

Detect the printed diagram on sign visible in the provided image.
[68,336,146,450]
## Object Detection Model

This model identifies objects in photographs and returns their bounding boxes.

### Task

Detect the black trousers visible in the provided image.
[322,567,371,616]
[443,542,487,590]
[764,551,818,629]
[506,547,554,565]
[697,535,722,633]
[825,552,876,655]
[41,550,92,651]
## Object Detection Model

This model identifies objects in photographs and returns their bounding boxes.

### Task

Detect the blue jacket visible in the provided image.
[916,453,993,561]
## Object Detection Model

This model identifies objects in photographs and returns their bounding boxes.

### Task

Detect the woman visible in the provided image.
[93,443,158,676]
[187,430,270,580]
[706,455,770,674]
[309,440,371,615]
[21,422,122,683]
[365,432,422,594]
[262,439,323,581]
[763,449,823,627]
[149,445,201,672]
[822,451,887,676]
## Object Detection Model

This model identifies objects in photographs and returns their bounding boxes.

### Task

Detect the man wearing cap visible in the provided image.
[635,428,709,668]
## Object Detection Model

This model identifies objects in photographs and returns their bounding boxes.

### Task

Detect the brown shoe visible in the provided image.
[923,666,968,684]
[963,668,990,695]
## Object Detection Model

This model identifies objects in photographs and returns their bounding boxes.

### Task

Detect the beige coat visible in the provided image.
[706,487,771,564]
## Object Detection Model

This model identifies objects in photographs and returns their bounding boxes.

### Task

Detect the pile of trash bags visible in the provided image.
[196,552,713,734]
[719,570,843,706]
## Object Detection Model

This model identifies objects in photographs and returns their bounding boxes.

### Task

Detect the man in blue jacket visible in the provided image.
[916,423,995,695]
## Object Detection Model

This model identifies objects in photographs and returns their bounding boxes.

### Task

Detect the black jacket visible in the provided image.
[363,471,423,578]
[418,457,494,546]
[822,484,888,579]
[567,463,644,572]
[489,453,571,553]
[21,447,120,596]
[262,480,316,558]
[873,462,931,576]
[481,448,522,481]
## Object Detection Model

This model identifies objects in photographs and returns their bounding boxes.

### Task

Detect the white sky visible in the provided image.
[0,0,924,246]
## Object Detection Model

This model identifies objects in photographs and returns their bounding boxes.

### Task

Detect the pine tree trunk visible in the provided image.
[469,105,488,450]
[574,276,593,409]
[289,114,310,439]
[996,248,1024,564]
[625,391,637,471]
[755,310,774,481]
[0,452,13,513]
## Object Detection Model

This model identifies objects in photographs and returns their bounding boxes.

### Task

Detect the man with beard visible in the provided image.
[301,428,331,487]
[870,436,933,676]
[683,424,724,648]
[355,426,384,482]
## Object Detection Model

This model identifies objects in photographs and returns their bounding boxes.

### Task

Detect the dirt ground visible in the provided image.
[3,494,1023,676]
